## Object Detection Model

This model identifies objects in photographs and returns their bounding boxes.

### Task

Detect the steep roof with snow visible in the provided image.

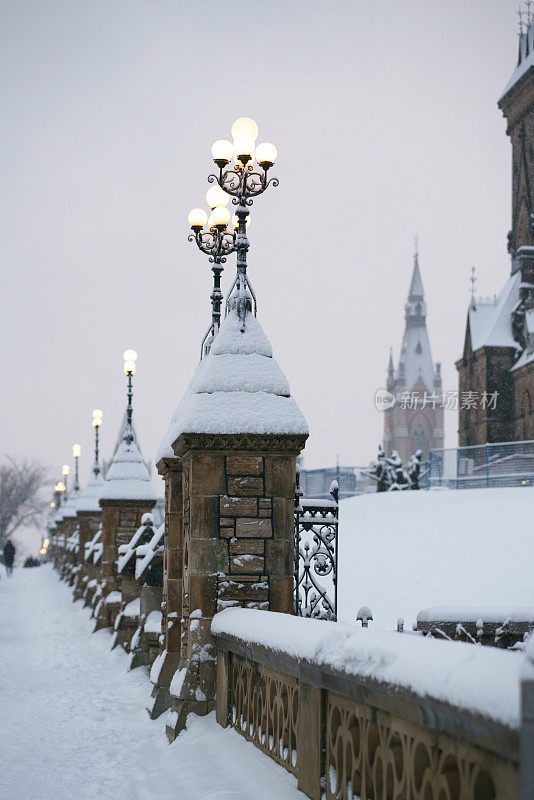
[156,304,309,462]
[467,271,521,352]
[76,467,104,513]
[100,438,157,502]
[501,16,534,100]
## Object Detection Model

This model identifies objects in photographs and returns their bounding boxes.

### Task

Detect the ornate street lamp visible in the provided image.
[72,443,81,491]
[188,116,278,331]
[92,408,103,475]
[123,349,137,444]
[62,464,70,493]
[54,480,66,508]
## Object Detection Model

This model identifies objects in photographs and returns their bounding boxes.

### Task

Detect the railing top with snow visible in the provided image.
[211,608,522,735]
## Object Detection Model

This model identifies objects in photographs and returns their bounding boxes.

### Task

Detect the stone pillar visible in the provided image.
[165,433,305,740]
[146,458,183,718]
[153,300,308,736]
[95,499,155,630]
[73,510,101,600]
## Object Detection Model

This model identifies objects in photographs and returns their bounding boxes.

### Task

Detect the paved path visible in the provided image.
[0,564,304,800]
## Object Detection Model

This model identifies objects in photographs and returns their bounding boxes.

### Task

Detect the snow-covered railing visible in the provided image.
[135,523,164,581]
[117,513,155,575]
[428,439,534,490]
[417,605,534,649]
[212,608,520,800]
[84,525,102,562]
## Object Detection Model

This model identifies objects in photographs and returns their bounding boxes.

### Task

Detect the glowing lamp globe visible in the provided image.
[124,360,136,376]
[123,349,137,363]
[211,206,231,228]
[188,208,208,230]
[211,139,233,167]
[231,117,259,141]
[206,186,230,210]
[255,142,277,168]
[62,464,70,476]
[72,444,81,458]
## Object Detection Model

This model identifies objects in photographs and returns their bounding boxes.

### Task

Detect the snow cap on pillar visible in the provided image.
[76,469,104,513]
[156,302,309,461]
[100,438,157,502]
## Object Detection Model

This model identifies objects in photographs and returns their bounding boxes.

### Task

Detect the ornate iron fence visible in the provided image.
[294,470,338,620]
[428,439,534,489]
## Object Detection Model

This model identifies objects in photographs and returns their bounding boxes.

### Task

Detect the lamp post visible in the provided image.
[72,443,81,491]
[61,465,70,494]
[123,349,137,444]
[92,409,103,475]
[54,480,66,508]
[188,116,278,325]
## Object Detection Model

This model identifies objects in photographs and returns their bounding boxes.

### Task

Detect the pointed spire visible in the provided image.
[387,347,394,375]
[408,237,424,300]
[386,347,395,392]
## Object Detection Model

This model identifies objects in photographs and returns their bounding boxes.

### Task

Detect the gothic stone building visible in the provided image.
[383,253,444,464]
[456,20,534,446]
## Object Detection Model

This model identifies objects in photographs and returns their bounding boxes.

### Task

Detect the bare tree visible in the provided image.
[0,457,49,547]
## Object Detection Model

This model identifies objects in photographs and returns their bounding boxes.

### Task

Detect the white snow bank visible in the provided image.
[338,487,534,631]
[418,606,534,624]
[156,308,308,461]
[212,608,521,727]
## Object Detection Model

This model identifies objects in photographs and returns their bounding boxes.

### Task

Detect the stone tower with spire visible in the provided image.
[383,247,444,463]
[456,9,534,446]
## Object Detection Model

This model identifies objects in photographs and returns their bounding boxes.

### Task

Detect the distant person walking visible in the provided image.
[3,540,16,576]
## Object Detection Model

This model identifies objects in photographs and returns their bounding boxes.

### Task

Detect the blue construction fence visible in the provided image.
[428,439,534,490]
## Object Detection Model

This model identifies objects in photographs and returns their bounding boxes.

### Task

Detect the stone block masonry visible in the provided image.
[161,434,306,742]
[216,455,293,613]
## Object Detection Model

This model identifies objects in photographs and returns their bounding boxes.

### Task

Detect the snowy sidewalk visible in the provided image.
[0,565,304,800]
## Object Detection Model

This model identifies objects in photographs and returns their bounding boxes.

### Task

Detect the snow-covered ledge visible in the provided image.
[212,608,520,800]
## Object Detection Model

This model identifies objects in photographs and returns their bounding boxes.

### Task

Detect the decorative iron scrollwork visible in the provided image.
[294,471,338,620]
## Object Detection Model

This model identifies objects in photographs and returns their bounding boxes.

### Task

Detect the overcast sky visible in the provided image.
[0,0,520,494]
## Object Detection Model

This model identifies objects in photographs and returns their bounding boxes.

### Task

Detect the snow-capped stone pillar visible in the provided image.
[154,300,308,738]
[73,468,104,600]
[95,437,156,631]
[145,458,184,719]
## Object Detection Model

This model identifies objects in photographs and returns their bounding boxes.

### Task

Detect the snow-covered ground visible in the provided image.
[0,565,304,800]
[338,487,534,630]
